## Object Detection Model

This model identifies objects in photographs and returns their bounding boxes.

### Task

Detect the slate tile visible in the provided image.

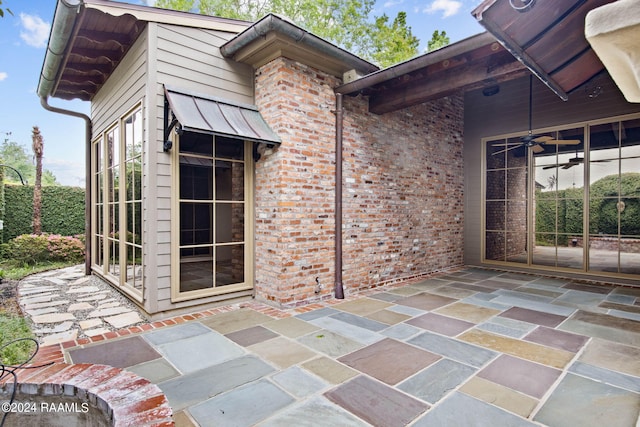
[499,306,567,328]
[396,292,456,311]
[408,331,496,368]
[158,332,245,374]
[569,361,640,393]
[459,329,574,369]
[398,358,476,403]
[272,366,327,398]
[477,354,561,399]
[225,325,279,347]
[159,355,274,411]
[144,322,211,345]
[329,311,388,331]
[534,374,640,427]
[523,326,588,353]
[459,377,538,418]
[297,329,363,358]
[68,335,161,368]
[189,379,294,427]
[338,338,440,385]
[259,396,368,427]
[407,312,475,336]
[578,338,640,377]
[325,376,428,427]
[413,391,536,427]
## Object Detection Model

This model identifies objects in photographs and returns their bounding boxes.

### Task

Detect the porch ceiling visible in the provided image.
[336,32,528,115]
[471,0,617,101]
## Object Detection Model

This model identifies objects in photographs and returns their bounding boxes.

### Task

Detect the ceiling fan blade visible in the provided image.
[541,139,582,145]
[542,164,558,170]
[562,163,578,169]
[532,144,545,153]
[591,159,611,163]
[532,135,553,143]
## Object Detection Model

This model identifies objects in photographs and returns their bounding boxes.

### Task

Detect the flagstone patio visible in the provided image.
[6,267,640,426]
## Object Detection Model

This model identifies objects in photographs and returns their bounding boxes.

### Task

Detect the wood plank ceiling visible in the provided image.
[471,0,616,101]
[52,8,144,101]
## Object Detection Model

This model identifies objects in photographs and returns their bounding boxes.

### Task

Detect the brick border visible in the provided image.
[0,363,173,426]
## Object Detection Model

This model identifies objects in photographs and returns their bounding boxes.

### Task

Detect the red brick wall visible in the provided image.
[254,58,339,306]
[341,94,465,289]
[254,57,465,307]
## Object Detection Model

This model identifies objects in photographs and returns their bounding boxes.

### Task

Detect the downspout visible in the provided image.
[40,98,92,275]
[334,93,345,299]
[37,0,92,274]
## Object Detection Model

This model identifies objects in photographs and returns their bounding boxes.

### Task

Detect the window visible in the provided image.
[484,115,640,278]
[92,105,144,300]
[172,132,252,301]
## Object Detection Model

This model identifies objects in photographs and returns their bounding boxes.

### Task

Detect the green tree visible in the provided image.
[427,30,449,52]
[0,139,58,186]
[155,0,419,67]
[369,12,419,68]
[32,126,44,234]
[0,0,12,18]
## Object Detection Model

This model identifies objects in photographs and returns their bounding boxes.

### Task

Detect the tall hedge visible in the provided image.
[2,185,85,241]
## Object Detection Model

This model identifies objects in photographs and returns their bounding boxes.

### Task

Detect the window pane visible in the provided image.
[180,202,213,245]
[486,170,505,200]
[485,231,505,261]
[215,161,244,201]
[180,259,213,292]
[180,131,214,156]
[216,245,244,285]
[216,136,244,160]
[216,203,244,243]
[180,159,213,200]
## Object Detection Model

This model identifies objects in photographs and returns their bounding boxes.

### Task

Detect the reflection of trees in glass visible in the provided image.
[590,173,640,236]
[536,173,640,242]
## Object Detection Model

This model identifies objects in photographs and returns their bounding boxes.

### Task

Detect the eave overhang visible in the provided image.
[220,13,379,78]
[38,0,250,102]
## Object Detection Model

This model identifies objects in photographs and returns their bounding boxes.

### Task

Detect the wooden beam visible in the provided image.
[369,57,526,114]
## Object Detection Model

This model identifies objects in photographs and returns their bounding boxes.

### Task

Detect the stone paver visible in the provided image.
[16,264,147,344]
[15,266,640,426]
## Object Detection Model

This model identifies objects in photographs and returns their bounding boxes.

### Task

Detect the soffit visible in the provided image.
[48,1,249,101]
[472,0,617,101]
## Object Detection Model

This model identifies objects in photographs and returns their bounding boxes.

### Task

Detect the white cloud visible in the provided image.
[20,13,50,48]
[423,0,463,18]
[0,72,7,82]
[383,0,404,8]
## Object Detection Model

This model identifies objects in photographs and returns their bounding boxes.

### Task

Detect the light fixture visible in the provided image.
[482,85,500,97]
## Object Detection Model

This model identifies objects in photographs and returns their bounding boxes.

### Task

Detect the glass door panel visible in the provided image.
[177,132,250,298]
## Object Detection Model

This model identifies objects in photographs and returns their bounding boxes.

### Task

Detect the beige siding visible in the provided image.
[155,24,253,103]
[151,24,255,313]
[464,74,640,266]
[92,30,148,135]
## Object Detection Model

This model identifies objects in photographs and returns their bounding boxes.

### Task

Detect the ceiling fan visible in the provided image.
[492,75,581,156]
[542,150,611,170]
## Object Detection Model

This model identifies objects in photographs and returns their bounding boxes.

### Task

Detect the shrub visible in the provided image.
[5,233,85,265]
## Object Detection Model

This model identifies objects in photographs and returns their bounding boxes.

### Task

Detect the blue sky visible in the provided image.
[0,0,483,186]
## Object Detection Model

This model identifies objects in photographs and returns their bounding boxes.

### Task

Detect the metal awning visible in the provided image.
[164,86,281,146]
